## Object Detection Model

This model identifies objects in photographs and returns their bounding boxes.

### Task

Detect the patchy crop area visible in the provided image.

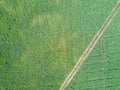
[0,0,120,90]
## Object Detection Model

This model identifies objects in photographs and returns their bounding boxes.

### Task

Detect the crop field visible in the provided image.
[66,5,120,90]
[0,0,120,90]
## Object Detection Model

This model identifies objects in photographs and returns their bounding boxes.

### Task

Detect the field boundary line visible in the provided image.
[60,2,120,90]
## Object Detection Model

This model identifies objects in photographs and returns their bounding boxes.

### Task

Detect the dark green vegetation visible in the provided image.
[0,0,119,90]
[66,4,120,90]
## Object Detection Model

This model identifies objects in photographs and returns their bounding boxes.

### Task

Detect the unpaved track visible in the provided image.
[60,2,120,90]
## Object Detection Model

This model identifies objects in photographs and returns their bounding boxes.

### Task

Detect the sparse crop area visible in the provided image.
[0,0,120,90]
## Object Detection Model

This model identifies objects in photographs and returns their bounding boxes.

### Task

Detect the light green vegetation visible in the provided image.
[0,0,119,90]
[66,4,120,90]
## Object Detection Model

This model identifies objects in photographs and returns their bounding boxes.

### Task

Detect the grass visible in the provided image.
[0,0,119,90]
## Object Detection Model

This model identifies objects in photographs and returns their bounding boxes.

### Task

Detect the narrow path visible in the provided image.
[60,2,120,90]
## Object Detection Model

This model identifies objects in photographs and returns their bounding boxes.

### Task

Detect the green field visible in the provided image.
[0,0,120,90]
[66,4,120,90]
